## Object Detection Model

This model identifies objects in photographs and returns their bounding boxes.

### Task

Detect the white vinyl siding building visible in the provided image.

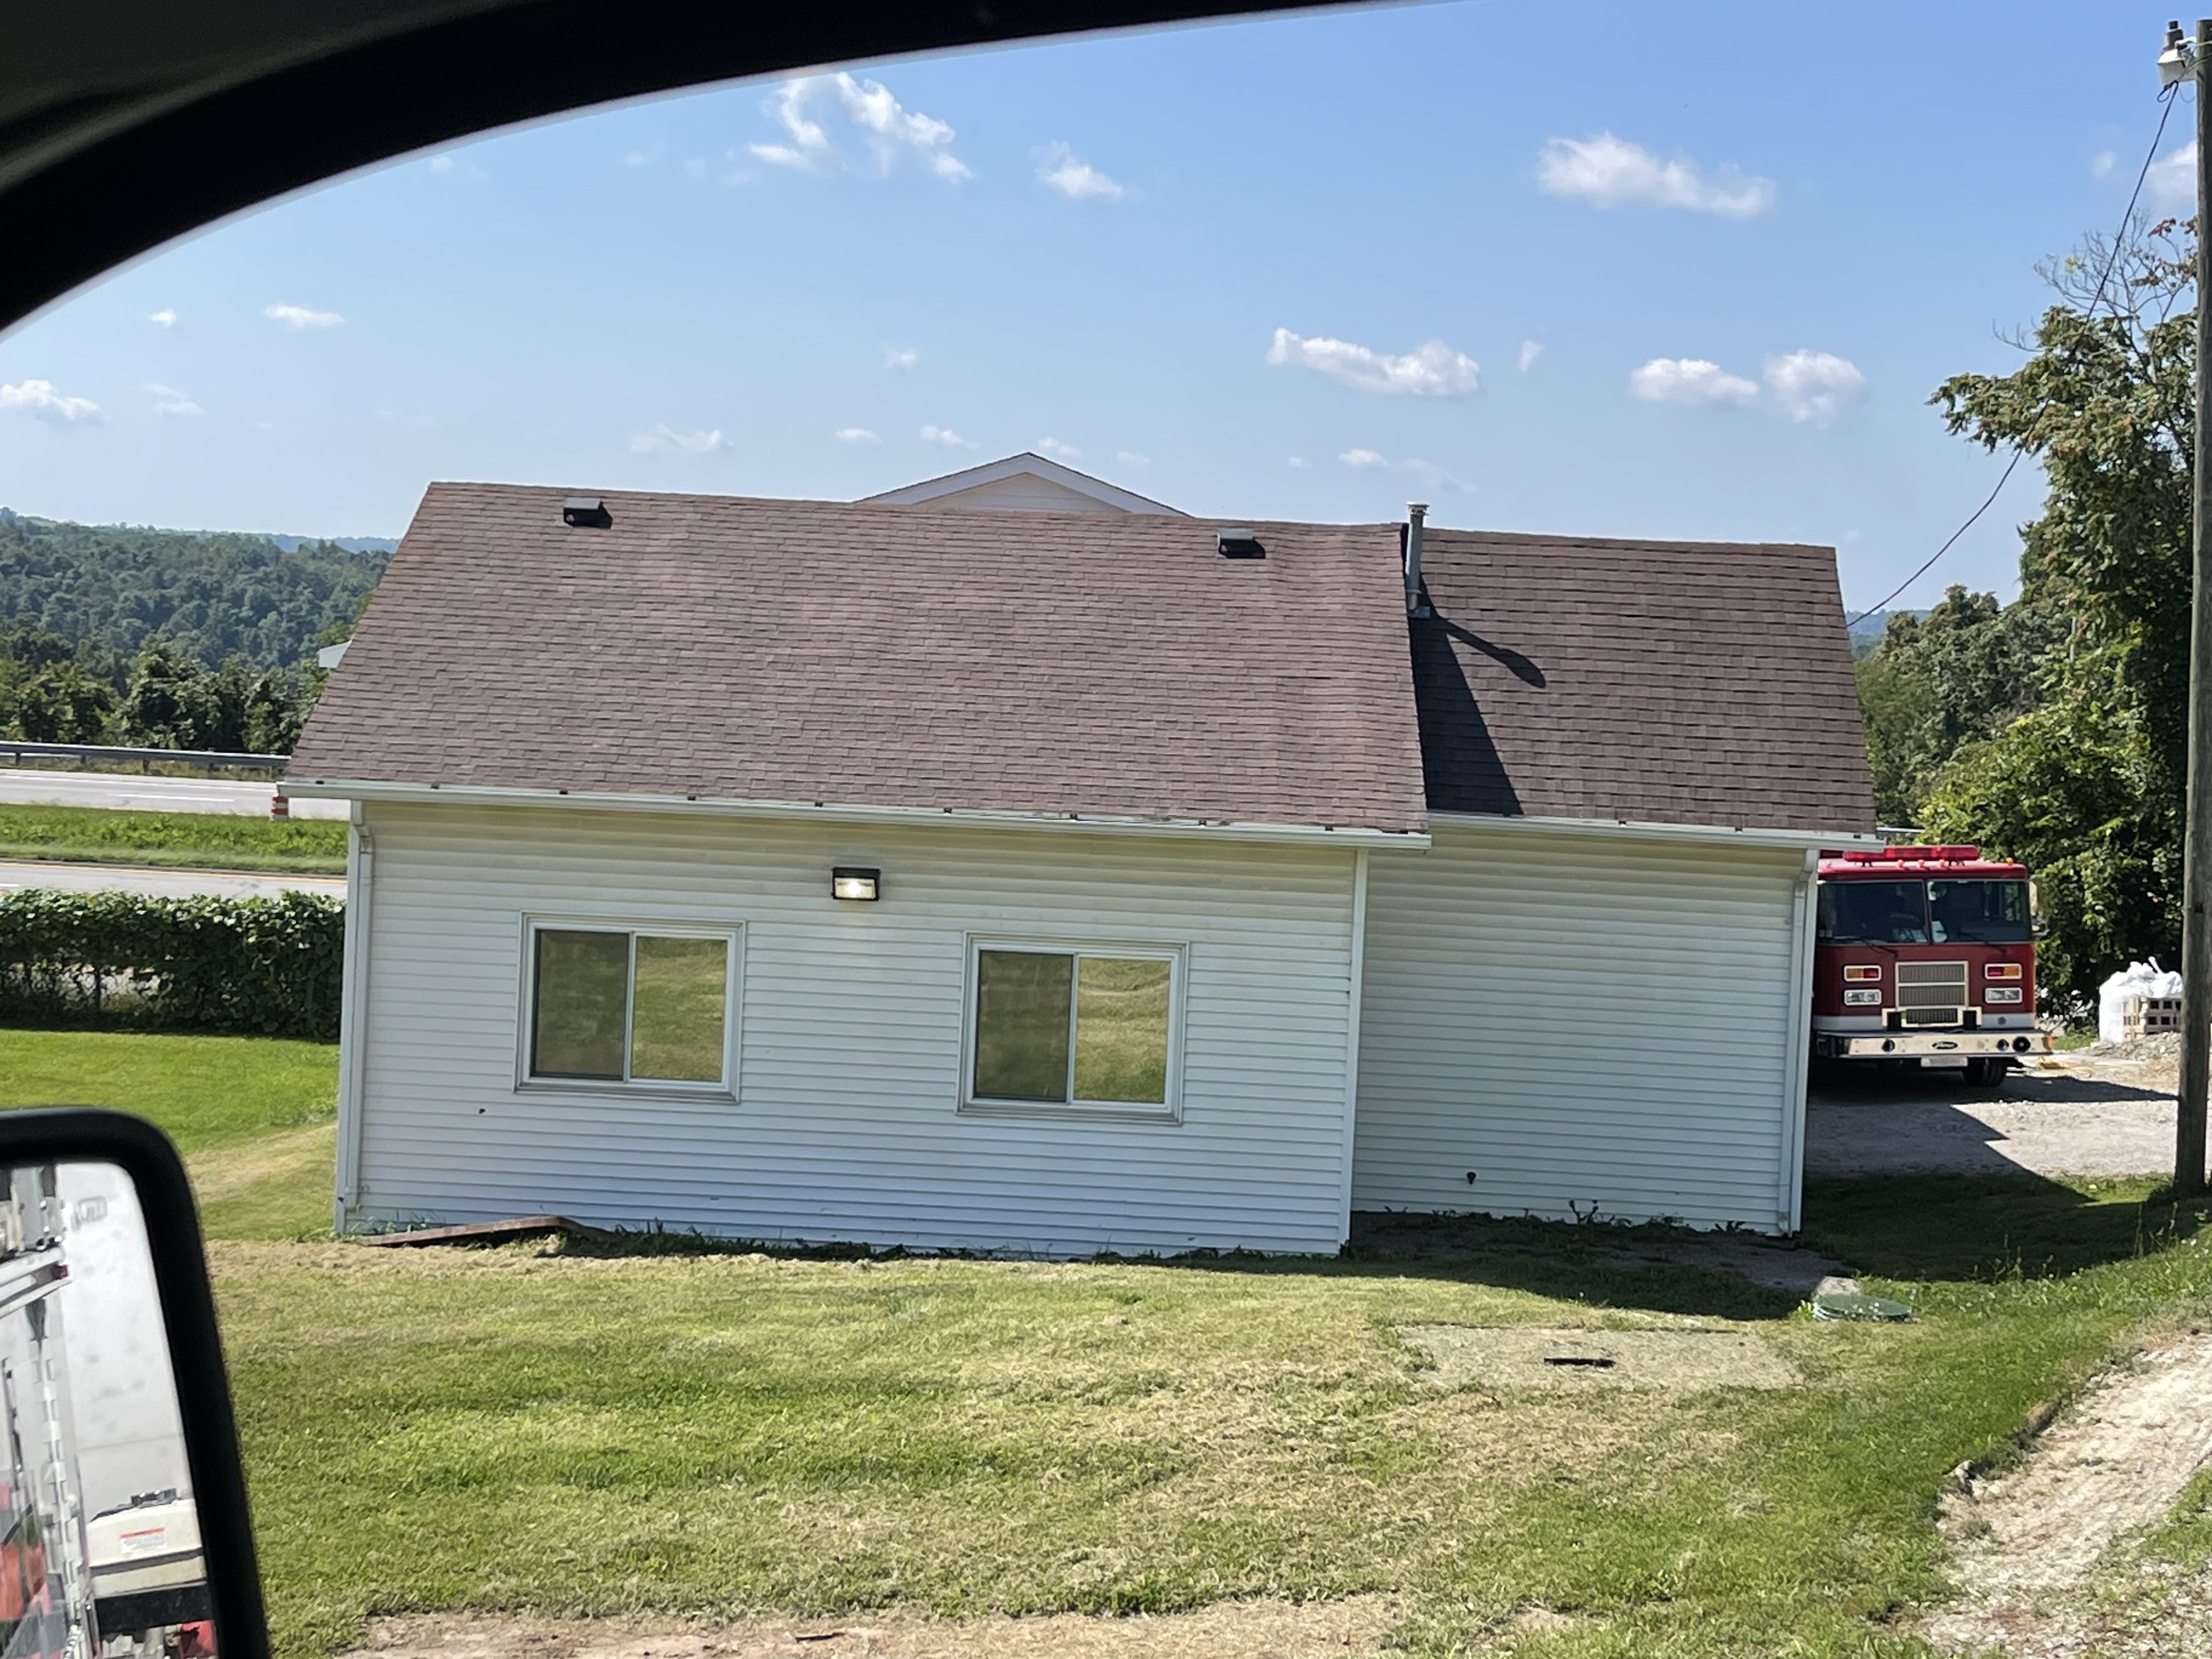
[336,802,1373,1256]
[1353,821,1816,1234]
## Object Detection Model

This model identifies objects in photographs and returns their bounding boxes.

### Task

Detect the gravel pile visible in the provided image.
[2084,1032,2184,1062]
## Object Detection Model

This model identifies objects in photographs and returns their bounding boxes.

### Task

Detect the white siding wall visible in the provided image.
[1354,823,1806,1232]
[346,804,1363,1255]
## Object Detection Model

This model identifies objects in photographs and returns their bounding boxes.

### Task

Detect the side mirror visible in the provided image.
[0,1110,267,1659]
[2029,878,2050,939]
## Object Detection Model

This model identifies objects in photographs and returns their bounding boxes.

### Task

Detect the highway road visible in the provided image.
[0,859,345,900]
[0,769,347,818]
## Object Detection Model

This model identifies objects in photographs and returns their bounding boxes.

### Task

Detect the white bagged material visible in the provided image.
[2099,960,2180,1044]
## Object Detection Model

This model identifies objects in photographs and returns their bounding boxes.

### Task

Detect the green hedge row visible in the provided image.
[0,889,343,1038]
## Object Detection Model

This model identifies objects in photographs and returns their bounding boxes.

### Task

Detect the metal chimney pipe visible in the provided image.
[1403,503,1430,617]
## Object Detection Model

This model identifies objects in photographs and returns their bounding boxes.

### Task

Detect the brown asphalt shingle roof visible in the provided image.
[291,486,1875,838]
[287,483,1431,833]
[1409,528,1875,834]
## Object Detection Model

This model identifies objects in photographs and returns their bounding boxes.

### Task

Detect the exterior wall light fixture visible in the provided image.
[832,867,881,902]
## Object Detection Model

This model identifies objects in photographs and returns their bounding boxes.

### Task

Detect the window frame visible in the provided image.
[958,935,1187,1123]
[515,917,742,1099]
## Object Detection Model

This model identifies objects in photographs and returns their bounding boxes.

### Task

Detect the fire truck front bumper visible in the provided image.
[1815,1030,2053,1062]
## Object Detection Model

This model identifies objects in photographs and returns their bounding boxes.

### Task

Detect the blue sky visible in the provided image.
[0,1,2190,610]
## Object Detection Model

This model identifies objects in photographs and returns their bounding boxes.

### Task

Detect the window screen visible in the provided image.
[529,928,730,1086]
[972,948,1173,1107]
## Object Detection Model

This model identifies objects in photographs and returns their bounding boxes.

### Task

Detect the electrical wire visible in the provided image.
[1846,81,2182,629]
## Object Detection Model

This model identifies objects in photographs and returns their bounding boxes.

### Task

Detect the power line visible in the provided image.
[1846,83,2182,630]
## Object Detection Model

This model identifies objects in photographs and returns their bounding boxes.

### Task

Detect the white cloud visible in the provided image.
[143,383,205,417]
[1038,436,1081,459]
[836,427,879,442]
[1536,132,1775,218]
[428,154,455,174]
[1287,456,1310,469]
[2149,140,2197,211]
[147,308,177,328]
[622,142,664,167]
[1517,339,1543,373]
[1037,143,1124,200]
[1117,450,1150,467]
[2091,149,2117,180]
[1761,349,1865,425]
[0,380,101,424]
[1336,448,1468,492]
[883,346,919,370]
[750,74,969,180]
[1629,357,1759,407]
[1267,328,1480,397]
[266,303,343,330]
[920,424,974,448]
[1628,349,1864,425]
[630,424,730,455]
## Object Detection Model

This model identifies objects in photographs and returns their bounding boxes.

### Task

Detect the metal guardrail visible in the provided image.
[0,741,289,772]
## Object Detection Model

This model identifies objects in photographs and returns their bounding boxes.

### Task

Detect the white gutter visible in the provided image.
[282,777,1433,851]
[1430,809,1878,852]
[1338,848,1370,1246]
[1778,846,1819,1233]
[332,802,374,1227]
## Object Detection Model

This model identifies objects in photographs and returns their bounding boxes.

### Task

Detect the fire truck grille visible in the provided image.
[1895,961,1968,1026]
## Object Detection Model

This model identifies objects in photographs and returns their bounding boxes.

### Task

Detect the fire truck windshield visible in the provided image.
[1818,881,1928,944]
[1928,879,2033,944]
[1818,879,2033,945]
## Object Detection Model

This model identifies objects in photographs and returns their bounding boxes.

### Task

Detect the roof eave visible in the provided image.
[283,777,1432,849]
[1428,809,1880,851]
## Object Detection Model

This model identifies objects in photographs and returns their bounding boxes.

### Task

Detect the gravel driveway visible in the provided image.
[1804,1056,2178,1178]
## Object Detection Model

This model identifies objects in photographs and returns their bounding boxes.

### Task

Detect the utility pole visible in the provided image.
[2174,18,2212,1198]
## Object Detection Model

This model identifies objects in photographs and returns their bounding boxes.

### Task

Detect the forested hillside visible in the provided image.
[0,509,391,752]
[0,509,387,667]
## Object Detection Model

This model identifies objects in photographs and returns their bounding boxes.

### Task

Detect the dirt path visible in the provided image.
[1925,1333,2212,1656]
[345,1600,1408,1659]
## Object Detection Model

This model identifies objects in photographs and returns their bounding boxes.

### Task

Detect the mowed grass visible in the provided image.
[1,1028,338,1237]
[0,803,346,873]
[15,1027,2212,1657]
[218,1186,2212,1658]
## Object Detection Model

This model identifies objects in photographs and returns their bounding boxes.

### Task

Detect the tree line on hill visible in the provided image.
[0,511,387,753]
[1859,217,2193,1013]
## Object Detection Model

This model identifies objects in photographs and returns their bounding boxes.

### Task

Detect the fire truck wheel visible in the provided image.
[1963,1058,2005,1091]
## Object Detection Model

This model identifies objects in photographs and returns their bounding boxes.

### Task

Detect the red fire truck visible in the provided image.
[1812,845,2053,1086]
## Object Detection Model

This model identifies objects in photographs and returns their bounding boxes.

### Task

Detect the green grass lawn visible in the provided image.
[1,1029,338,1237]
[0,803,346,873]
[11,1028,2212,1658]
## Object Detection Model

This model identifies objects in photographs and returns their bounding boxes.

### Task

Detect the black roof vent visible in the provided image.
[1216,527,1265,560]
[562,496,612,529]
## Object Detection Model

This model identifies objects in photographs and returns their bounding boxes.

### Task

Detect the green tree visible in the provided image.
[4,659,115,742]
[1853,585,2064,825]
[1921,220,2194,1010]
[118,640,218,748]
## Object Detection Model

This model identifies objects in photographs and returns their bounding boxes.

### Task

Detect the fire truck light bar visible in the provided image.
[1837,845,1982,863]
[1842,965,1883,982]
[1985,963,2022,980]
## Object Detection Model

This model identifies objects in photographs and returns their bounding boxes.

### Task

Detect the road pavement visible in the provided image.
[0,768,347,818]
[1804,1057,2175,1178]
[0,860,345,900]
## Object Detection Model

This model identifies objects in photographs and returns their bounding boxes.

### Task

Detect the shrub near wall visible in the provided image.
[0,890,343,1038]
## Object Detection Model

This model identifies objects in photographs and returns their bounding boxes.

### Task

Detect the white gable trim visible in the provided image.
[283,777,1430,849]
[859,452,1185,515]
